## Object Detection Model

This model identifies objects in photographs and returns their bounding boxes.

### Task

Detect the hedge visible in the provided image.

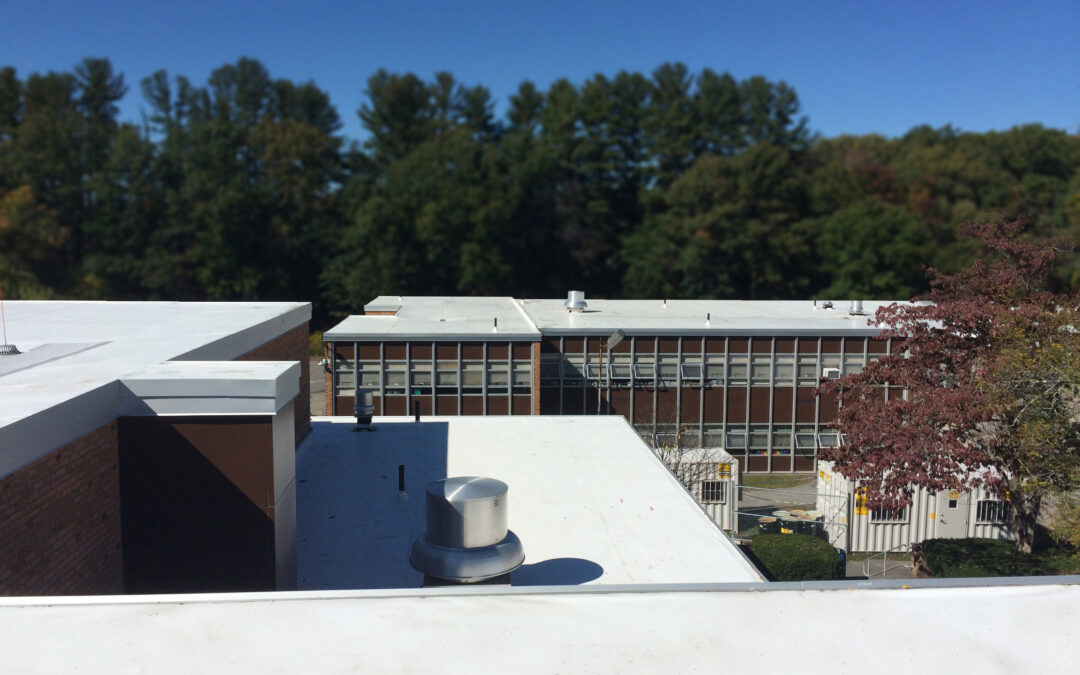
[916,538,1051,577]
[752,534,842,581]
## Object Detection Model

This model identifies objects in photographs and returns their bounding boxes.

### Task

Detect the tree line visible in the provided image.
[1,57,1078,327]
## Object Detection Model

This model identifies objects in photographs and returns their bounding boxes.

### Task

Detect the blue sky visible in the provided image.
[2,0,1078,143]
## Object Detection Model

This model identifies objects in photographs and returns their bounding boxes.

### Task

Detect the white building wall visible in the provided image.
[817,461,1014,552]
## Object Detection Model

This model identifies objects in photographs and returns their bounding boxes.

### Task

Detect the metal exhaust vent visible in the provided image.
[410,476,524,583]
[848,300,865,316]
[564,290,588,312]
[0,344,19,356]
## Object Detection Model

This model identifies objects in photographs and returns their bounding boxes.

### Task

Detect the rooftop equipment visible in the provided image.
[353,389,375,430]
[564,290,588,312]
[848,300,866,316]
[410,476,524,583]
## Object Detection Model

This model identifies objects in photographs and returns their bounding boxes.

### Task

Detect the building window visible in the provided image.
[680,361,703,382]
[359,361,381,389]
[563,355,585,384]
[817,431,846,448]
[384,361,406,394]
[704,354,725,385]
[657,355,679,385]
[511,361,532,387]
[700,480,727,504]
[748,426,769,455]
[632,358,656,382]
[773,355,794,384]
[609,355,632,381]
[870,507,909,523]
[794,428,816,455]
[410,362,432,395]
[487,362,509,393]
[750,355,771,384]
[821,355,841,379]
[436,361,458,394]
[843,353,865,376]
[540,356,561,385]
[771,426,792,453]
[704,424,724,448]
[976,500,1012,524]
[585,362,608,385]
[797,355,819,386]
[725,427,746,450]
[462,362,483,394]
[728,355,748,385]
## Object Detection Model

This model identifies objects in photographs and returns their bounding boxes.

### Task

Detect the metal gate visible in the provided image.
[734,486,849,551]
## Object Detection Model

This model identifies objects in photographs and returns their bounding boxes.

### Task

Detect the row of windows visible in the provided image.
[541,352,877,387]
[867,500,1012,524]
[641,424,845,455]
[336,360,532,396]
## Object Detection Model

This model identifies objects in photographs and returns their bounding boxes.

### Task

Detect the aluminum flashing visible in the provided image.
[120,361,301,416]
[297,416,762,589]
[0,342,106,378]
[324,296,540,341]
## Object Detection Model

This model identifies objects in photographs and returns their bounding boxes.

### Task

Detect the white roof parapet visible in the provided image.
[324,296,542,341]
[120,361,301,416]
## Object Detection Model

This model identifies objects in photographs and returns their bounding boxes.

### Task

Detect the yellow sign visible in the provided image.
[929,513,935,519]
[948,490,960,499]
[716,463,732,478]
[854,487,868,516]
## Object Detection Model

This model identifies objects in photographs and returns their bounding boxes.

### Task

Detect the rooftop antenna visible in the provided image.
[706,312,711,327]
[0,284,19,356]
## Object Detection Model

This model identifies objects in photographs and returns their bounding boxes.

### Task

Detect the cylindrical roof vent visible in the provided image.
[354,389,374,426]
[564,290,587,312]
[848,300,865,316]
[409,476,524,583]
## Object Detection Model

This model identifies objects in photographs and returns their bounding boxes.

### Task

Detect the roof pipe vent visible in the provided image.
[0,344,19,356]
[564,290,587,312]
[410,476,525,584]
[848,300,865,316]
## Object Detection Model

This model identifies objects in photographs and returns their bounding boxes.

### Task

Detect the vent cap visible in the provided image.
[564,290,587,312]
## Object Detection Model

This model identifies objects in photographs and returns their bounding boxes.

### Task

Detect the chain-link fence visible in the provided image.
[734,486,849,551]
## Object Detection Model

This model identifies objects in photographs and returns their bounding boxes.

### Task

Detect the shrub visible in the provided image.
[917,538,1050,577]
[752,534,842,581]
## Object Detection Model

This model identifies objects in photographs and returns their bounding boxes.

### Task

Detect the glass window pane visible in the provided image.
[728,356,748,384]
[750,356,771,384]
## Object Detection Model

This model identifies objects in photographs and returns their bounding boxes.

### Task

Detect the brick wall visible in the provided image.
[0,421,123,596]
[325,341,333,418]
[236,322,310,443]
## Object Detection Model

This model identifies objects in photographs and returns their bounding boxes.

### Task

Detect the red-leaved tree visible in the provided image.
[819,217,1080,552]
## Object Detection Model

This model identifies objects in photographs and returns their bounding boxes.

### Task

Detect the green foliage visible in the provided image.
[1,58,1079,326]
[751,534,842,581]
[917,537,1079,577]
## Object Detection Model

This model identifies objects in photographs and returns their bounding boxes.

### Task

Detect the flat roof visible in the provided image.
[324,296,540,342]
[323,297,900,342]
[521,298,894,336]
[0,301,310,477]
[297,416,761,588]
[4,579,1078,672]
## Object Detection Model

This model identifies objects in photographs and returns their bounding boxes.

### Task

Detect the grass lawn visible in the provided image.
[741,473,817,490]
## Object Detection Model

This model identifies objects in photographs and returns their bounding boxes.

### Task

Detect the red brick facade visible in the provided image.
[0,421,123,596]
[237,322,311,443]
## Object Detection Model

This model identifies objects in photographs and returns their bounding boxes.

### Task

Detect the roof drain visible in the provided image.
[410,476,525,586]
[564,290,587,312]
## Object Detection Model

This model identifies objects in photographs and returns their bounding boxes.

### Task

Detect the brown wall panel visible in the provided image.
[658,338,678,353]
[610,340,631,354]
[436,396,458,415]
[461,343,484,359]
[680,388,700,424]
[633,390,654,425]
[333,343,354,358]
[335,395,354,416]
[436,343,458,359]
[488,397,509,415]
[488,344,509,360]
[512,395,531,415]
[821,338,842,354]
[795,388,816,423]
[681,338,703,355]
[818,392,839,422]
[384,396,407,416]
[409,396,433,416]
[563,337,584,353]
[746,455,769,472]
[411,343,432,360]
[798,337,819,353]
[512,343,532,360]
[868,338,889,354]
[749,388,770,423]
[770,455,793,472]
[794,456,815,471]
[384,343,406,359]
[772,388,793,423]
[355,343,380,359]
[750,337,771,353]
[541,337,561,353]
[705,337,725,353]
[633,337,656,354]
[726,387,747,421]
[656,388,677,423]
[118,416,275,593]
[729,338,749,354]
[703,389,724,422]
[461,397,483,415]
[609,390,632,419]
[563,388,584,415]
[584,387,602,415]
[845,337,866,353]
[775,338,795,353]
[540,389,560,415]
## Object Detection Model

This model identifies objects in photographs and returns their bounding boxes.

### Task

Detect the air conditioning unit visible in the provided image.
[823,367,841,378]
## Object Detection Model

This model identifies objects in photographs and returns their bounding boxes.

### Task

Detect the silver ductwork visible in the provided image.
[354,389,374,425]
[564,290,587,312]
[409,476,524,583]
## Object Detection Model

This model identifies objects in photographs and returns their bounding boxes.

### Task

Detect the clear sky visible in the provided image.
[2,0,1078,143]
